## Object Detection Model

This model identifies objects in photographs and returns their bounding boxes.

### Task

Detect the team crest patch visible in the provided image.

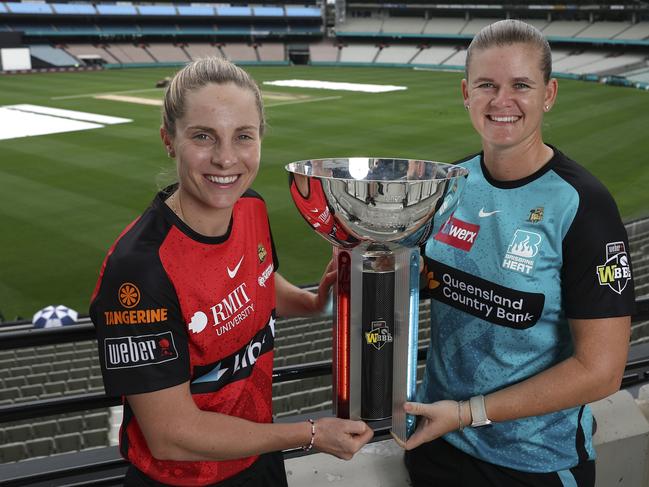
[502,229,542,275]
[528,207,544,223]
[364,321,393,350]
[596,241,632,295]
[258,243,267,263]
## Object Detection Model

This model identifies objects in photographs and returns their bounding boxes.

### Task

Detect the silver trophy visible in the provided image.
[286,157,468,442]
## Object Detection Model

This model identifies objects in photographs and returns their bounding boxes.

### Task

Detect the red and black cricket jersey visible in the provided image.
[90,185,279,486]
[289,175,354,243]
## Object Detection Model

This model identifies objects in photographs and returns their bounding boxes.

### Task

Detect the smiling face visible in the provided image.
[161,82,262,229]
[462,42,557,155]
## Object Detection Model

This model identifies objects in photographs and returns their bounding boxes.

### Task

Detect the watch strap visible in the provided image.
[469,395,493,427]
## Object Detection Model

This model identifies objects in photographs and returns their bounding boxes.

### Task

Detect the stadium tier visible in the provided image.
[0,2,647,88]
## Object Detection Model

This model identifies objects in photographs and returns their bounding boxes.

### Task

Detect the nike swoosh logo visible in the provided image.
[478,208,501,218]
[227,255,244,279]
[310,208,320,213]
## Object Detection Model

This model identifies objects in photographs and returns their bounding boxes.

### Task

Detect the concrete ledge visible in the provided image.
[285,391,649,487]
[286,440,409,487]
[587,390,649,487]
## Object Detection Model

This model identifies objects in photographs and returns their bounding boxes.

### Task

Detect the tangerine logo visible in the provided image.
[119,283,140,308]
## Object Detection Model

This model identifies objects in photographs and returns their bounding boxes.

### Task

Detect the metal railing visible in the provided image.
[0,298,647,485]
[0,297,648,424]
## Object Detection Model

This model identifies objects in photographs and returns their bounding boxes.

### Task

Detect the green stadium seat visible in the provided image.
[53,432,82,453]
[47,371,68,383]
[84,412,109,430]
[30,363,53,375]
[20,383,44,398]
[44,381,66,395]
[0,442,27,463]
[4,424,32,443]
[25,372,49,385]
[3,375,27,388]
[32,419,59,437]
[82,428,108,449]
[66,377,88,394]
[58,416,84,434]
[69,367,90,380]
[0,387,21,402]
[14,347,37,358]
[26,437,56,458]
[8,366,31,378]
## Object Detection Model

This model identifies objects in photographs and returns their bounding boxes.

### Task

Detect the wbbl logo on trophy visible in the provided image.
[365,320,393,350]
[597,241,632,295]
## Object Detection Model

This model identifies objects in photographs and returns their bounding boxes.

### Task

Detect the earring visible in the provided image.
[544,105,550,112]
[464,104,470,110]
[167,148,175,158]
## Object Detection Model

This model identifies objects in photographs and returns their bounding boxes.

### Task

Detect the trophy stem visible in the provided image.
[360,246,395,421]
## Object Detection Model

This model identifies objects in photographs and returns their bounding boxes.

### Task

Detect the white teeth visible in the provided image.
[490,115,519,123]
[207,175,238,184]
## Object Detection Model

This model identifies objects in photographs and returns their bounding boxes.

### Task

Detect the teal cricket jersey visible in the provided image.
[420,146,635,472]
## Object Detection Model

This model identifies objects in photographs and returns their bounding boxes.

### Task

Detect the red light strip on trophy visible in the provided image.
[336,251,351,418]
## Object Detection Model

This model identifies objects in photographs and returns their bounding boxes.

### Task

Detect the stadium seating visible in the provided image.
[309,40,339,63]
[256,43,286,62]
[422,17,467,36]
[336,17,383,34]
[145,43,191,63]
[374,45,420,64]
[614,22,649,40]
[381,17,426,35]
[29,44,79,67]
[221,43,258,62]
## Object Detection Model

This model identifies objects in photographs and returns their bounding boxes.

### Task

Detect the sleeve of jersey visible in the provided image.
[562,183,636,319]
[89,247,190,396]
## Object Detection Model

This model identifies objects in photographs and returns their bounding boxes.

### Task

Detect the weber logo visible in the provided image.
[434,216,479,251]
[104,331,178,369]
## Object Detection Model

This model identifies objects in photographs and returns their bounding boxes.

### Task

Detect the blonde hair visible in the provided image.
[162,57,265,137]
[466,19,552,84]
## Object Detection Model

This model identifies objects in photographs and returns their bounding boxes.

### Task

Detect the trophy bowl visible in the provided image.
[286,157,468,248]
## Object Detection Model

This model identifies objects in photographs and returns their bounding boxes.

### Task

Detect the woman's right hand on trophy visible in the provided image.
[312,417,374,460]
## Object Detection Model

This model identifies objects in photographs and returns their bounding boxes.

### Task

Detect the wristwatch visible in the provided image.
[469,395,493,427]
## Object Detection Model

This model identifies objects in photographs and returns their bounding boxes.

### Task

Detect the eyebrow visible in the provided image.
[186,124,259,132]
[472,76,537,85]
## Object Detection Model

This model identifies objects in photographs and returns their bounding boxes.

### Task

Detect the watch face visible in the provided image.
[471,419,493,428]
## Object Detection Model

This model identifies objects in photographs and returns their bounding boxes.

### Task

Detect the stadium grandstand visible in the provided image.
[0,0,647,87]
[1,0,649,485]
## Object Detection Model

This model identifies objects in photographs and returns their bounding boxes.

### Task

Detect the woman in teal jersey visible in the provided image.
[402,20,635,487]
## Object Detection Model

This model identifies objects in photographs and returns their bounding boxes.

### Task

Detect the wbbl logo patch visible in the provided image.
[596,241,632,295]
[364,321,393,350]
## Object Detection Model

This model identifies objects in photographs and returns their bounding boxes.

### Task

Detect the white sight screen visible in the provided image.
[0,47,31,71]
